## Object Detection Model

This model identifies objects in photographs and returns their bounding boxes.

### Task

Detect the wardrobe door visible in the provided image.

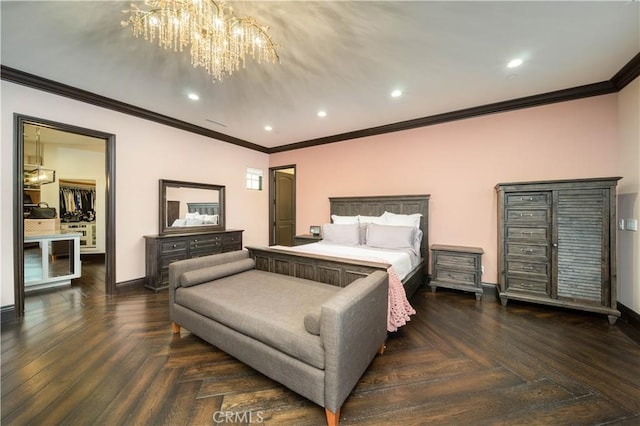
[554,188,610,306]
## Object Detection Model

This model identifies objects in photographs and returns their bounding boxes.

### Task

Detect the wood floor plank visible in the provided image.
[2,262,639,425]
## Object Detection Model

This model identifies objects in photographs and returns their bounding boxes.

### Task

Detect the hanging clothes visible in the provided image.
[59,185,96,222]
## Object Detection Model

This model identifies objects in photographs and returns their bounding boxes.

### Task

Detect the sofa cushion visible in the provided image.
[175,270,340,369]
[303,309,321,335]
[179,258,255,287]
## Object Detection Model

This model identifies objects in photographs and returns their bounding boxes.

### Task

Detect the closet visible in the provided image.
[59,179,97,251]
[496,177,621,324]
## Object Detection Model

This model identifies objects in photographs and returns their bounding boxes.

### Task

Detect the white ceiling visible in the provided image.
[2,1,639,150]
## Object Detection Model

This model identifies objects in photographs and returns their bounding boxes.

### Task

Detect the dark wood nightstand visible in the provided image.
[293,234,322,246]
[429,244,484,300]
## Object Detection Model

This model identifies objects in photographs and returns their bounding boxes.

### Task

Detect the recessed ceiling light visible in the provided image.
[507,58,523,68]
[264,125,273,132]
[187,93,200,101]
[391,89,402,98]
[317,110,327,118]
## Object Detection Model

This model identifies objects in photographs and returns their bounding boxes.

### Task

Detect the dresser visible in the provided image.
[144,230,243,291]
[496,177,621,324]
[429,244,484,300]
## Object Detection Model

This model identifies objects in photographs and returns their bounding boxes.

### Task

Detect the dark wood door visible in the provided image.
[274,170,295,246]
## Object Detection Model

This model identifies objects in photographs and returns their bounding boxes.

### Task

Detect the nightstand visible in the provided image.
[429,244,484,301]
[293,234,322,246]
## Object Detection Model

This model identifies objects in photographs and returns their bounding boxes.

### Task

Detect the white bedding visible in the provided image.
[271,242,419,280]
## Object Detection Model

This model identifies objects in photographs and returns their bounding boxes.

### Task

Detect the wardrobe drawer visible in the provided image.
[505,276,550,296]
[506,260,549,278]
[506,226,550,241]
[505,192,550,206]
[505,208,550,224]
[506,242,549,259]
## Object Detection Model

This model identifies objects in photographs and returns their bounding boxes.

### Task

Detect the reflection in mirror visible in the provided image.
[160,179,226,235]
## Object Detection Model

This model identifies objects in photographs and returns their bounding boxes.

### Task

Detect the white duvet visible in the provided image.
[271,242,418,280]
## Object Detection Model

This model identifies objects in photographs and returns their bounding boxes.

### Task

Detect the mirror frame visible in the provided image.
[159,179,226,235]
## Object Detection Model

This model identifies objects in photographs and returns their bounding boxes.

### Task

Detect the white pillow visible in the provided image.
[202,214,219,224]
[322,223,360,246]
[357,215,385,224]
[366,223,417,254]
[331,214,359,225]
[185,212,201,220]
[381,211,422,228]
[171,218,187,227]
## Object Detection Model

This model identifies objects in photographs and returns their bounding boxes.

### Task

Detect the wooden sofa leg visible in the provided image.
[325,408,340,426]
[172,322,181,334]
[378,342,386,355]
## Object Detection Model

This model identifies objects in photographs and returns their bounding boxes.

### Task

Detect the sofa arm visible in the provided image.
[168,250,251,319]
[321,270,388,413]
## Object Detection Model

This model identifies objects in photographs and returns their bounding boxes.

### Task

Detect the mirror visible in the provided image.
[159,179,226,235]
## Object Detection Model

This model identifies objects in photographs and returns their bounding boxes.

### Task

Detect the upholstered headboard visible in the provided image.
[329,194,430,259]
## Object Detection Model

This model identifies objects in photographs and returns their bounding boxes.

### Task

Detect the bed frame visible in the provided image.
[247,194,430,298]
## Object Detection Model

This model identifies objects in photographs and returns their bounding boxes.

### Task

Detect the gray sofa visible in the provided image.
[169,250,389,426]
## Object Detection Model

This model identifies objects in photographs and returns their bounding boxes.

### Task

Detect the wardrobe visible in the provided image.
[496,177,621,324]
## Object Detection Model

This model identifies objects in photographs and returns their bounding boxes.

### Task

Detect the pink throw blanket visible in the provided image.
[386,266,416,332]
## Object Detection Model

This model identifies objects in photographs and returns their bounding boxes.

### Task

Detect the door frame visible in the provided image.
[13,114,116,317]
[269,165,296,245]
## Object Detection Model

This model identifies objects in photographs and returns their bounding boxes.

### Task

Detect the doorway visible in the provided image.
[270,166,296,246]
[13,114,116,318]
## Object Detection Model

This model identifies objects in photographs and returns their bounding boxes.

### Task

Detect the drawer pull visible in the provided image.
[520,265,536,271]
[172,244,177,248]
[521,231,533,235]
[520,248,534,253]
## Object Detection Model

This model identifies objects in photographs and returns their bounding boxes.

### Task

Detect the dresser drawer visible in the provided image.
[506,226,550,241]
[506,260,549,278]
[505,276,550,296]
[506,242,549,259]
[189,236,221,251]
[505,192,550,206]
[434,252,478,271]
[223,232,242,245]
[505,208,550,224]
[160,240,188,254]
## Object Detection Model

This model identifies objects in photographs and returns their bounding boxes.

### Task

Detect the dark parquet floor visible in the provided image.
[2,256,639,425]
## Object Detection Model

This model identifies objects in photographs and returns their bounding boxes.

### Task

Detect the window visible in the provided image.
[246,168,263,190]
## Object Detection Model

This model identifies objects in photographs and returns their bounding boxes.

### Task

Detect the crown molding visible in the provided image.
[0,65,269,154]
[268,81,617,153]
[3,50,639,155]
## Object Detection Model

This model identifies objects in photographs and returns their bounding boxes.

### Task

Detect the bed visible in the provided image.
[246,194,430,331]
[169,202,220,227]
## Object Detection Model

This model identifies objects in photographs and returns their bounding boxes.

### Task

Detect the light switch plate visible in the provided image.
[626,219,638,231]
[618,219,625,230]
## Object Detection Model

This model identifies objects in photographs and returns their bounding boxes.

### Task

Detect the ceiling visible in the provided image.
[2,1,639,150]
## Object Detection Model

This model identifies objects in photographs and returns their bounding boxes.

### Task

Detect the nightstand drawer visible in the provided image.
[434,253,478,270]
[432,269,477,286]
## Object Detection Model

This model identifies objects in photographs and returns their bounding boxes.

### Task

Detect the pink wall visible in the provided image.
[270,94,620,284]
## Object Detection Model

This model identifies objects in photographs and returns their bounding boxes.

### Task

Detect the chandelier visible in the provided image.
[122,0,279,82]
